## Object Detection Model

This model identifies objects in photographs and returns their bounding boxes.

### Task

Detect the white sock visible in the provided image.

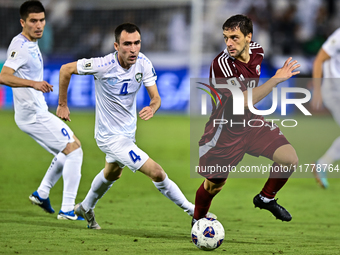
[82,169,115,212]
[37,152,66,199]
[153,174,194,215]
[318,136,340,165]
[61,147,83,212]
[259,194,275,203]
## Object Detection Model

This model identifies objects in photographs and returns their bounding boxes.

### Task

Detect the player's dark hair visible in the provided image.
[115,23,141,43]
[20,0,45,21]
[222,14,253,36]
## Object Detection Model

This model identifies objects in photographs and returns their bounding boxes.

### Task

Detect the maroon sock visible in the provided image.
[193,181,215,220]
[261,162,294,199]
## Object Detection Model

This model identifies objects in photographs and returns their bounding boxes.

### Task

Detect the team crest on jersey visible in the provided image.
[256,65,261,76]
[10,51,17,59]
[135,73,143,83]
[84,60,93,70]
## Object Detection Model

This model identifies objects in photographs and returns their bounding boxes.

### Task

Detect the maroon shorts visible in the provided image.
[198,123,290,180]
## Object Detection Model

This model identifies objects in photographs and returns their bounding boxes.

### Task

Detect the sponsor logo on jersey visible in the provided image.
[256,65,261,76]
[84,60,93,70]
[135,73,143,83]
[10,51,17,59]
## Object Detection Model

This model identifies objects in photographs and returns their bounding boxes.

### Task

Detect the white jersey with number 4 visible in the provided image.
[4,33,48,125]
[77,52,157,143]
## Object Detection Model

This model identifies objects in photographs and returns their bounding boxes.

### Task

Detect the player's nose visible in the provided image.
[226,38,233,47]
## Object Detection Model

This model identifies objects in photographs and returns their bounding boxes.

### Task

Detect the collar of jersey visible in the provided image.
[20,33,36,43]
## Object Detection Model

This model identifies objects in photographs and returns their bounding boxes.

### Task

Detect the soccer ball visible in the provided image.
[191,218,225,251]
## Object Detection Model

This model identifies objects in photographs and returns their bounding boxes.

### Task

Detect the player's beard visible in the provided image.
[233,44,247,59]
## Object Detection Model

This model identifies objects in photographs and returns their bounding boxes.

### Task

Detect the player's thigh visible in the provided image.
[246,122,290,161]
[18,112,75,155]
[272,144,298,166]
[198,147,245,179]
[98,136,149,172]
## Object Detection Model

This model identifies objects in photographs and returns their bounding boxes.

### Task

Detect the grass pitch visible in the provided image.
[0,110,339,254]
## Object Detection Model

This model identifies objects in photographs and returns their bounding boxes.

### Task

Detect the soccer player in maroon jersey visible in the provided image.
[193,15,301,225]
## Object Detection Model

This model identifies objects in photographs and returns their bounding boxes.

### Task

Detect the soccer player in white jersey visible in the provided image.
[56,23,209,229]
[0,0,84,220]
[310,27,340,189]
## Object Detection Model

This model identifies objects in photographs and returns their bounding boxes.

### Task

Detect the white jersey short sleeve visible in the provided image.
[322,28,340,78]
[3,34,48,125]
[77,52,157,143]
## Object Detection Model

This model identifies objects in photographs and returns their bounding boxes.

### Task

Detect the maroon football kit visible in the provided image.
[198,42,290,180]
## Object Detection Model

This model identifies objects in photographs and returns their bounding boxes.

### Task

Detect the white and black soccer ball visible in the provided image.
[191,218,225,251]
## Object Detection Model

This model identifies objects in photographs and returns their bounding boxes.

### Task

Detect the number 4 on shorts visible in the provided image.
[129,150,141,163]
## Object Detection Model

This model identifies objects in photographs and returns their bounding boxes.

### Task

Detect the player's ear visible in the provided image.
[114,42,119,51]
[20,19,25,28]
[246,32,252,43]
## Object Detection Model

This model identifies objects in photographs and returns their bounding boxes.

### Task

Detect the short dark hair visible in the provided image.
[115,23,141,43]
[222,14,253,37]
[20,0,45,21]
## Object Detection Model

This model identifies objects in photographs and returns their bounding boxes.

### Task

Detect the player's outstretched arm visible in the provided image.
[139,84,161,121]
[57,61,78,121]
[244,57,300,108]
[310,48,330,110]
[0,66,53,93]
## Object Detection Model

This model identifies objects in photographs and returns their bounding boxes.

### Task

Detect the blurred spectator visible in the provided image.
[101,26,115,55]
[270,3,300,55]
[167,9,189,53]
[45,0,71,33]
[301,4,330,55]
[75,26,101,58]
[140,22,156,53]
[246,1,272,56]
[0,0,339,71]
[296,0,323,43]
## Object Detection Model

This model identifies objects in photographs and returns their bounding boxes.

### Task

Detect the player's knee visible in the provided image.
[285,153,298,168]
[149,164,166,182]
[274,145,298,168]
[204,179,226,195]
[73,135,81,147]
[62,140,81,155]
[105,168,123,181]
[211,185,224,195]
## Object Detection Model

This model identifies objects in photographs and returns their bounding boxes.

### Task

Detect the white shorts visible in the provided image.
[97,135,149,172]
[17,111,75,156]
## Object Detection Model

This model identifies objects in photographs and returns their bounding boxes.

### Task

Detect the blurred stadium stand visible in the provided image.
[0,0,339,113]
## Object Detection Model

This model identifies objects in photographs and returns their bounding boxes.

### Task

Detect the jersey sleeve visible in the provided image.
[322,28,340,56]
[141,55,157,87]
[4,44,28,72]
[77,54,113,78]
